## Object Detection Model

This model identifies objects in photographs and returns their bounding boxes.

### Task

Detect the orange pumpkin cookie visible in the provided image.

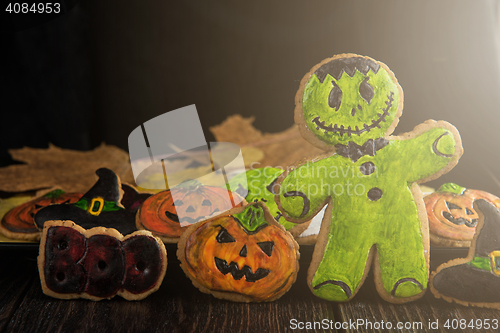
[177,202,300,302]
[137,179,244,243]
[424,183,500,247]
[0,189,82,241]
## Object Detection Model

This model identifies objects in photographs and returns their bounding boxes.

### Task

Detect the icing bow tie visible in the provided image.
[335,138,389,162]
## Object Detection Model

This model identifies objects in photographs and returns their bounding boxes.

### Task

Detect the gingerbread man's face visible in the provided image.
[299,55,403,147]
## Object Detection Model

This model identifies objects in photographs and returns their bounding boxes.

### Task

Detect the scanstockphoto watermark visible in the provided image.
[248,162,378,197]
[289,318,424,331]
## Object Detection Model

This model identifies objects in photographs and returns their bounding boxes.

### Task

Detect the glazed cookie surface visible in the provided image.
[35,168,143,235]
[431,199,500,309]
[425,183,500,247]
[0,189,82,241]
[177,202,300,302]
[137,179,244,243]
[276,54,463,303]
[38,221,167,301]
[228,168,312,241]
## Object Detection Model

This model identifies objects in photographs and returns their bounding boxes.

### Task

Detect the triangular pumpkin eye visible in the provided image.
[359,77,374,104]
[466,208,474,215]
[216,227,235,243]
[202,199,212,206]
[173,200,184,206]
[328,81,342,111]
[257,241,274,257]
[445,201,461,210]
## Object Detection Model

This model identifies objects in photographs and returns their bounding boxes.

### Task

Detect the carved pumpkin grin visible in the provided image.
[214,257,270,282]
[178,202,300,302]
[442,201,478,227]
[311,91,394,137]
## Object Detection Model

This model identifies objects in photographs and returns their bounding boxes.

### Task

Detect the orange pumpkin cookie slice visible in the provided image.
[177,201,300,302]
[424,183,500,247]
[0,189,82,241]
[137,179,244,243]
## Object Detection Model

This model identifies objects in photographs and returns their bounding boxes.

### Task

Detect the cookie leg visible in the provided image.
[309,225,372,301]
[376,215,428,300]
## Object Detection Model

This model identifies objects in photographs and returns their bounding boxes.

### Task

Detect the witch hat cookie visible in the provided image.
[430,199,500,309]
[35,168,139,235]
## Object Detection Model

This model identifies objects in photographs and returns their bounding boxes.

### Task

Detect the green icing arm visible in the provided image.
[393,127,457,183]
[279,158,335,221]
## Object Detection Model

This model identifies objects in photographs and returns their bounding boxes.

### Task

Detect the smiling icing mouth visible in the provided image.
[312,92,394,136]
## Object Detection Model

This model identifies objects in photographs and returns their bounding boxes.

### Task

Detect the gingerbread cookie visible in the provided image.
[35,168,141,235]
[425,183,500,247]
[228,168,312,241]
[38,220,167,301]
[136,179,244,243]
[431,199,500,309]
[177,202,300,302]
[275,54,463,303]
[0,189,82,241]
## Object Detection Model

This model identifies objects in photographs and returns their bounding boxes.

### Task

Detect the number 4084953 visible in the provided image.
[5,3,61,14]
[444,318,499,330]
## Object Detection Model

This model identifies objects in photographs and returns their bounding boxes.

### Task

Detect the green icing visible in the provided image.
[438,182,466,195]
[228,168,296,230]
[233,203,269,233]
[468,256,492,271]
[73,197,123,212]
[303,66,400,146]
[43,189,66,199]
[277,55,460,301]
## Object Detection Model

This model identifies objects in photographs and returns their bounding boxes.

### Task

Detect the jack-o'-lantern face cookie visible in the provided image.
[425,183,500,247]
[297,54,402,149]
[137,179,244,243]
[177,202,300,302]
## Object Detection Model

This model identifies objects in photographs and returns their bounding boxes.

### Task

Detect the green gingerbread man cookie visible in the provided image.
[276,54,463,303]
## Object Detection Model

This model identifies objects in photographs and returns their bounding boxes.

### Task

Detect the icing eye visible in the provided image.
[173,200,184,206]
[257,241,274,257]
[202,199,212,206]
[216,227,235,243]
[328,81,342,111]
[446,202,461,210]
[359,77,374,104]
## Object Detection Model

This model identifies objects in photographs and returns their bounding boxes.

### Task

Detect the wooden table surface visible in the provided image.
[0,244,499,333]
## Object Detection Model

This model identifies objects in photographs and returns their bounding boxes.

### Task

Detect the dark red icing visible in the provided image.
[44,226,86,294]
[82,234,125,298]
[42,225,165,299]
[122,235,164,294]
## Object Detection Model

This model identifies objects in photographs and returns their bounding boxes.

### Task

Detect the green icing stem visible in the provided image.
[438,183,466,195]
[43,189,66,199]
[233,204,268,233]
[229,168,297,230]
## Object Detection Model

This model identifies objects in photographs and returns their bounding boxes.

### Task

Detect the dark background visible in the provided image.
[2,0,500,195]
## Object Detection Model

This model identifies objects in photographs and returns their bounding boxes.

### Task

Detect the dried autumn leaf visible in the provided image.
[0,144,134,194]
[210,115,324,168]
